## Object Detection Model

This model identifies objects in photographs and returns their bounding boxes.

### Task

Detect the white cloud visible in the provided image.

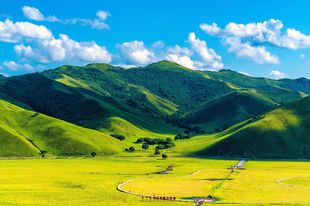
[118,41,154,65]
[115,33,224,70]
[96,10,110,21]
[15,34,112,64]
[188,32,224,69]
[22,6,45,21]
[200,19,310,64]
[2,60,33,71]
[22,6,110,30]
[225,37,280,64]
[200,23,221,35]
[166,54,195,69]
[270,70,288,79]
[0,19,52,43]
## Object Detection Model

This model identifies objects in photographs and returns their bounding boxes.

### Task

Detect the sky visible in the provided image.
[0,0,309,79]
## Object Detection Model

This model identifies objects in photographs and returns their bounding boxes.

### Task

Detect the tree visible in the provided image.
[39,150,47,158]
[162,153,168,159]
[142,143,149,150]
[110,134,125,141]
[154,149,160,156]
[129,146,135,152]
[91,152,97,157]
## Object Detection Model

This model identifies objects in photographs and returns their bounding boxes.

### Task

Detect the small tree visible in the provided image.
[142,143,149,150]
[154,149,160,156]
[39,150,47,158]
[91,151,97,157]
[129,146,135,152]
[162,153,168,159]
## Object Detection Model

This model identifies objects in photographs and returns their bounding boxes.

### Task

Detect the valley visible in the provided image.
[0,61,309,205]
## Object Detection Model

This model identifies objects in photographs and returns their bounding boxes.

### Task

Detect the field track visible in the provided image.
[276,176,310,190]
[116,160,246,204]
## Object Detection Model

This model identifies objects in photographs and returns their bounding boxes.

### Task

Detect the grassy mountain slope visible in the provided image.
[0,61,308,152]
[278,78,310,94]
[194,97,310,159]
[205,69,307,103]
[181,90,275,132]
[0,99,123,157]
[123,61,233,112]
[0,70,181,141]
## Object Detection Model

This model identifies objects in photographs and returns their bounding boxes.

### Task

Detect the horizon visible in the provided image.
[0,0,309,79]
[0,60,309,81]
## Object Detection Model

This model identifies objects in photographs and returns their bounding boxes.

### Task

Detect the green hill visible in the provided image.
[0,61,309,158]
[195,97,310,159]
[0,98,123,157]
[181,90,275,132]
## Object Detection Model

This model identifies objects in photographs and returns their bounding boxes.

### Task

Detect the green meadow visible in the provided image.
[0,157,309,206]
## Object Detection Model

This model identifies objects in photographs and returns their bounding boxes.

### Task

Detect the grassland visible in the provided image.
[0,99,123,157]
[0,157,309,206]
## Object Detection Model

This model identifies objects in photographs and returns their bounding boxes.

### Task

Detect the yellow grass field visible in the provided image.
[0,157,309,206]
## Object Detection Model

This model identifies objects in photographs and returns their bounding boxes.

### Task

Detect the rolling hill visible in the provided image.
[0,61,309,158]
[194,97,310,159]
[0,97,123,157]
[181,90,275,132]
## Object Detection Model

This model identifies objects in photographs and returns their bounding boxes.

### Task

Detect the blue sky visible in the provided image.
[0,0,309,78]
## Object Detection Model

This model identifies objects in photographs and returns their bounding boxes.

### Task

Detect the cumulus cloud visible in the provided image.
[2,60,33,71]
[22,5,110,30]
[200,23,221,35]
[0,18,111,66]
[22,6,45,21]
[15,34,111,64]
[96,10,110,21]
[188,32,224,69]
[225,37,279,64]
[200,19,310,64]
[0,19,52,43]
[118,41,154,65]
[270,70,288,79]
[116,33,224,70]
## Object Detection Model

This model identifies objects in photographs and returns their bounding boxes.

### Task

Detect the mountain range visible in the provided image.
[0,60,309,158]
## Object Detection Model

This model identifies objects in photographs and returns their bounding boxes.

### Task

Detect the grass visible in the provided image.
[194,97,310,158]
[0,99,123,157]
[282,176,310,188]
[0,157,309,206]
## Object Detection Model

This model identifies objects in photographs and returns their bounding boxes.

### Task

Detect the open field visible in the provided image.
[0,157,309,206]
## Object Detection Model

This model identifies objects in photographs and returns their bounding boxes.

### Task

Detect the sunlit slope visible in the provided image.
[0,61,308,147]
[197,97,310,158]
[205,69,307,103]
[182,91,274,131]
[0,72,181,140]
[0,99,123,157]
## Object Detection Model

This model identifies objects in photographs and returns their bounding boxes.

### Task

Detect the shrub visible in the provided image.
[162,153,168,159]
[110,134,125,141]
[142,143,149,150]
[129,146,135,152]
[91,152,97,157]
[39,150,47,158]
[154,149,160,155]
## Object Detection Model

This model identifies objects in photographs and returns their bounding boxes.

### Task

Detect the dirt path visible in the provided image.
[116,160,247,204]
[116,168,215,203]
[276,176,310,190]
[207,159,246,198]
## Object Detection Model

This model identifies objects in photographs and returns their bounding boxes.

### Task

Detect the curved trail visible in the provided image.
[116,160,246,204]
[276,176,310,190]
[116,169,210,203]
